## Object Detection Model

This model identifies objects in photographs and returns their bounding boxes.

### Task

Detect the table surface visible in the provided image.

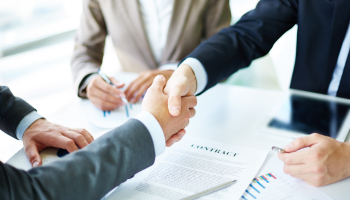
[7,77,350,200]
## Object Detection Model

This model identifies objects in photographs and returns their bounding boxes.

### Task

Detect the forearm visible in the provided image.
[71,0,107,97]
[0,119,155,200]
[0,86,36,139]
[186,0,298,92]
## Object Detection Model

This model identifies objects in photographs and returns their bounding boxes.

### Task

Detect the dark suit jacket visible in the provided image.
[0,119,155,200]
[0,86,156,199]
[0,86,36,139]
[187,0,350,97]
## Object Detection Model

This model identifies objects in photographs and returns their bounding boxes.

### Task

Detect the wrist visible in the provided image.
[344,142,350,177]
[177,64,197,95]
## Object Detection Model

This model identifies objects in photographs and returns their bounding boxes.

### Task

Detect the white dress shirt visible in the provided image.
[79,0,177,95]
[183,23,350,96]
[327,22,350,96]
[138,0,177,70]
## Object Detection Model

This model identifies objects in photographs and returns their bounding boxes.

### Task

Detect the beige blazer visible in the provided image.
[71,0,231,97]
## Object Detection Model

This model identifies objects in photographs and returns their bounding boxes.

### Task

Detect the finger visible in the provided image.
[109,77,125,88]
[54,136,79,153]
[69,128,94,144]
[284,133,321,152]
[89,89,123,109]
[168,85,183,116]
[62,131,89,149]
[166,129,186,147]
[149,75,166,92]
[90,97,121,111]
[283,163,309,176]
[189,108,196,118]
[125,78,146,101]
[182,95,198,108]
[278,148,310,165]
[24,144,42,167]
[133,84,151,103]
[96,77,125,97]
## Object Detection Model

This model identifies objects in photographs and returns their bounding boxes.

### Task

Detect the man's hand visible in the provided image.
[142,75,197,146]
[164,64,197,116]
[87,76,125,111]
[22,119,94,167]
[278,133,350,186]
[124,70,174,104]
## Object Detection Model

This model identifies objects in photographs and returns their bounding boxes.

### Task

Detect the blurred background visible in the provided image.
[0,0,297,162]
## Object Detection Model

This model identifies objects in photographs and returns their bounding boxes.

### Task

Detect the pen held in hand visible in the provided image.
[272,146,286,153]
[98,70,130,117]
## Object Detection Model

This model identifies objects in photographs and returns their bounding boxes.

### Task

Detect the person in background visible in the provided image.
[71,0,231,110]
[0,76,197,199]
[163,0,350,187]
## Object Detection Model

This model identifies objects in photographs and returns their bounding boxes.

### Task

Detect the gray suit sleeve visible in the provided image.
[0,119,156,200]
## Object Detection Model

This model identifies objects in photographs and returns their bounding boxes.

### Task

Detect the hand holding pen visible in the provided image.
[86,72,126,111]
[274,133,350,187]
[97,71,131,117]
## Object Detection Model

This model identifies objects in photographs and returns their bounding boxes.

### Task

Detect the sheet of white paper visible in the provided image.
[241,152,332,200]
[105,136,269,200]
[87,72,143,128]
[87,101,142,128]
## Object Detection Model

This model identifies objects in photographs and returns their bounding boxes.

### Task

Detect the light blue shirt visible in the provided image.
[15,111,43,141]
[182,23,350,96]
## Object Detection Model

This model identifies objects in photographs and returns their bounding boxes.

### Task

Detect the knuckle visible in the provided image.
[293,138,302,147]
[75,134,84,141]
[313,152,323,161]
[66,139,75,148]
[285,157,293,165]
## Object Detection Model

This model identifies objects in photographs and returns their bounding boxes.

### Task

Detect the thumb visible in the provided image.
[25,144,42,167]
[284,134,319,152]
[150,75,166,93]
[110,77,125,88]
[168,85,183,116]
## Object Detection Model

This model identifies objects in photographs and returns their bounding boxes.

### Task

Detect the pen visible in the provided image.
[181,180,236,200]
[98,70,130,117]
[272,146,286,153]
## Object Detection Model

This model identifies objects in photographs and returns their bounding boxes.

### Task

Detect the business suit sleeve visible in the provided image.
[0,119,156,200]
[0,86,36,139]
[203,0,231,39]
[71,0,107,98]
[188,0,298,93]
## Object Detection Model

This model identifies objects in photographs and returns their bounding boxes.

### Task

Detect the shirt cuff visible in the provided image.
[158,63,178,71]
[135,111,165,156]
[180,58,208,95]
[16,111,44,141]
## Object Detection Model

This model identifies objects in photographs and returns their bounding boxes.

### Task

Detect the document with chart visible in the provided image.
[241,153,332,200]
[105,136,269,200]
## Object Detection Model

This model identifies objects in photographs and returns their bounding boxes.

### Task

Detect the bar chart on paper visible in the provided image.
[87,101,142,128]
[241,154,332,200]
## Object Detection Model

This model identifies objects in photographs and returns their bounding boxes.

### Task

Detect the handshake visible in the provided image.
[142,74,197,147]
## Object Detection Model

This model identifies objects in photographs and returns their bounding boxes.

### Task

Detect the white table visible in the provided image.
[7,82,350,200]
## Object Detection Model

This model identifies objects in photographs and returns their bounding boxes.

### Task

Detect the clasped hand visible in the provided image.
[142,75,197,146]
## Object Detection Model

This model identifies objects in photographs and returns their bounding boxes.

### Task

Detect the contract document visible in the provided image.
[105,136,269,200]
[241,152,332,200]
